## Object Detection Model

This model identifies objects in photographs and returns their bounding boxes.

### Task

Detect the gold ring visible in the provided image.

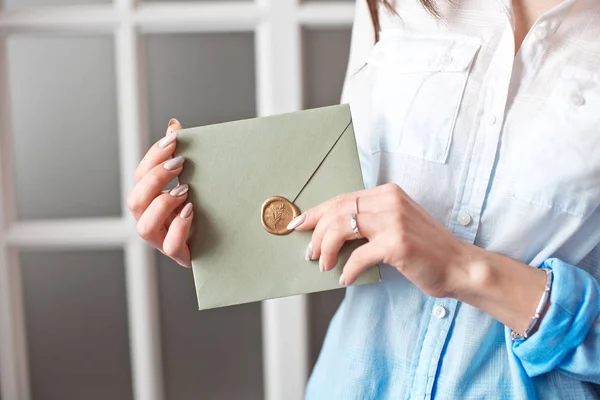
[350,213,361,239]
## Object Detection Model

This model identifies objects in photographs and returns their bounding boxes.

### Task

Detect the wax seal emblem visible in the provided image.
[261,196,300,235]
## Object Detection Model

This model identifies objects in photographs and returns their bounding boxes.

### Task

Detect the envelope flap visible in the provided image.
[177,104,353,212]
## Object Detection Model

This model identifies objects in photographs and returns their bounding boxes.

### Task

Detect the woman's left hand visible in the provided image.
[292,183,474,298]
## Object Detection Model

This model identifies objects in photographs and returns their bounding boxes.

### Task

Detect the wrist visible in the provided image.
[448,245,548,333]
[445,242,491,301]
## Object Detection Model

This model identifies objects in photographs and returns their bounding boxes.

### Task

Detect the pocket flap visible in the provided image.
[367,31,481,73]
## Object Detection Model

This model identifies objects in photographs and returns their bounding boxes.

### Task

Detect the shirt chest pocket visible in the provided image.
[512,67,600,218]
[368,32,481,163]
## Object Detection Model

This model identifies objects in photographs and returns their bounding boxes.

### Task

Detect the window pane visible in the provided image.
[20,250,132,400]
[156,253,264,400]
[145,32,256,145]
[302,28,352,109]
[3,0,109,11]
[6,35,120,220]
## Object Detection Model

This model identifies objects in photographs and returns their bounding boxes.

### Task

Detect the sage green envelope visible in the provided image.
[175,104,381,310]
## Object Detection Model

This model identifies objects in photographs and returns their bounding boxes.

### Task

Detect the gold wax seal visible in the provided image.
[261,196,300,235]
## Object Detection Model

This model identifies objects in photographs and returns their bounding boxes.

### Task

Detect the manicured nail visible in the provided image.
[169,184,189,197]
[319,257,325,273]
[338,274,346,286]
[168,118,180,126]
[180,203,193,219]
[305,242,313,262]
[287,214,306,230]
[164,156,185,170]
[159,133,177,149]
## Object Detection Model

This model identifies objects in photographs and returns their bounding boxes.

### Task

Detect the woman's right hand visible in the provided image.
[127,119,194,268]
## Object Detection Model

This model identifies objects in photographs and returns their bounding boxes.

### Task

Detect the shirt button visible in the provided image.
[457,211,472,226]
[433,305,447,319]
[535,27,549,40]
[570,93,586,107]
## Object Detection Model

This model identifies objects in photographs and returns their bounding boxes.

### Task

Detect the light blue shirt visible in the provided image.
[306,0,600,398]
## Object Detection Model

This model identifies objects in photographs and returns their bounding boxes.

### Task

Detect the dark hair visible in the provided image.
[366,0,439,42]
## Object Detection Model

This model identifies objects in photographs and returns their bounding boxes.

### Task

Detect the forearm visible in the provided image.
[451,245,600,381]
[451,244,548,335]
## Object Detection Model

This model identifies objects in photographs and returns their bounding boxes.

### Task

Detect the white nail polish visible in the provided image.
[305,242,313,262]
[159,133,177,149]
[170,184,189,197]
[319,257,325,273]
[164,156,185,170]
[180,203,193,219]
[287,214,306,230]
[168,118,180,126]
[338,274,346,286]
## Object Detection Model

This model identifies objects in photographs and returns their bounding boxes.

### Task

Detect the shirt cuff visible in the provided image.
[511,258,600,377]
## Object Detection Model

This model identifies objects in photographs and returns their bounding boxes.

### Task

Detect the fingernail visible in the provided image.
[159,133,177,149]
[319,257,325,273]
[305,242,313,262]
[168,118,180,126]
[170,184,189,197]
[180,203,193,219]
[287,214,306,230]
[164,156,185,170]
[338,274,346,286]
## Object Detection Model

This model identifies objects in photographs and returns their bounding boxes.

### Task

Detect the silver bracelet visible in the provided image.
[510,267,553,341]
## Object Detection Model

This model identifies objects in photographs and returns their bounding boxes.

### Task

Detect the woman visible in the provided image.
[128,0,600,398]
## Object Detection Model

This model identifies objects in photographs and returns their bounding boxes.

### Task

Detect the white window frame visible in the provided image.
[0,1,354,400]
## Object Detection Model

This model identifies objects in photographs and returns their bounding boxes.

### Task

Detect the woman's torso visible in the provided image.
[307,0,600,398]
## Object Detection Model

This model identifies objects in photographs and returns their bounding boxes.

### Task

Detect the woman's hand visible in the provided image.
[293,183,474,298]
[293,183,548,333]
[127,119,193,268]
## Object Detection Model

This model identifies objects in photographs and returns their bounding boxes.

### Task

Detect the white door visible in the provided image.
[0,1,354,399]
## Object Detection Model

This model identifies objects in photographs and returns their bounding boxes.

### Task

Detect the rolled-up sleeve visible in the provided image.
[512,257,600,383]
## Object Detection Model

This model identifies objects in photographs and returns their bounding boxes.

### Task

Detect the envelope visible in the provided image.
[175,104,381,310]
